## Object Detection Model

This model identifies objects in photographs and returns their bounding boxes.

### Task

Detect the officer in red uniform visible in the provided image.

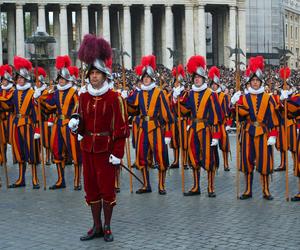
[69,34,128,242]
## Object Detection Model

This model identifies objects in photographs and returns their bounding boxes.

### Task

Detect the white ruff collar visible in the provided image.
[16,82,31,91]
[192,83,207,92]
[1,83,13,90]
[248,86,265,95]
[212,87,221,93]
[57,82,73,91]
[244,88,249,95]
[141,82,156,91]
[108,81,114,90]
[87,81,109,96]
[34,84,47,92]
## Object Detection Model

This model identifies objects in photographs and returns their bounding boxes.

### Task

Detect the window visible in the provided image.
[291,26,293,39]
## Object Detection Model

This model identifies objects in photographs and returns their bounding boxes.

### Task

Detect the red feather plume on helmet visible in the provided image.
[245,67,251,77]
[68,66,79,78]
[0,64,12,77]
[249,56,264,74]
[34,67,47,78]
[208,66,220,80]
[105,57,113,70]
[14,56,32,71]
[55,55,71,70]
[141,55,157,70]
[135,64,144,76]
[186,56,206,74]
[172,64,185,78]
[279,67,291,80]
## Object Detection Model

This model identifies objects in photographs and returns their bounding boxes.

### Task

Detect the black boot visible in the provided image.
[80,202,103,241]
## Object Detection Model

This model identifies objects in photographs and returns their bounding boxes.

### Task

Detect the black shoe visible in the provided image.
[263,194,274,200]
[158,189,167,195]
[33,184,40,189]
[208,192,216,198]
[169,163,179,169]
[136,188,152,194]
[80,226,104,241]
[183,190,201,196]
[131,164,137,169]
[274,166,286,172]
[184,165,189,170]
[291,195,300,202]
[103,226,114,242]
[224,168,230,172]
[49,184,66,190]
[239,193,252,200]
[115,187,120,193]
[74,185,82,191]
[46,161,51,166]
[8,183,26,188]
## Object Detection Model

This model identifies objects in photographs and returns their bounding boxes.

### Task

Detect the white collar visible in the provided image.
[87,81,109,96]
[34,84,47,92]
[1,83,13,90]
[108,81,114,90]
[57,82,73,91]
[248,86,265,95]
[136,87,141,91]
[212,87,221,94]
[244,88,249,95]
[192,83,207,92]
[141,82,156,91]
[16,82,31,91]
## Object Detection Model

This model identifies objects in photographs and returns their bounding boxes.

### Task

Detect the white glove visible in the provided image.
[33,88,42,99]
[225,125,231,131]
[267,136,276,146]
[34,133,40,140]
[187,125,191,131]
[280,90,289,101]
[210,138,219,146]
[172,86,182,99]
[68,118,79,132]
[48,121,53,127]
[109,154,121,165]
[165,137,171,145]
[121,90,128,99]
[231,91,242,105]
[78,85,87,96]
[77,134,83,141]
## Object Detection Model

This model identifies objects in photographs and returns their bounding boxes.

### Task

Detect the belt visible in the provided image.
[248,121,266,128]
[86,131,110,136]
[140,115,156,122]
[16,114,28,118]
[193,118,207,123]
[58,115,69,120]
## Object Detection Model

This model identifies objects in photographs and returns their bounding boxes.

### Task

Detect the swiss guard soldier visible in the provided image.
[173,56,223,197]
[35,55,82,190]
[69,34,129,242]
[0,56,40,189]
[0,64,15,166]
[124,55,174,195]
[169,64,190,169]
[231,56,279,200]
[208,66,232,171]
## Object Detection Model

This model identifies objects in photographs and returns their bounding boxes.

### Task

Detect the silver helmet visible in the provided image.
[87,58,111,77]
[195,67,207,79]
[57,67,73,82]
[141,66,156,81]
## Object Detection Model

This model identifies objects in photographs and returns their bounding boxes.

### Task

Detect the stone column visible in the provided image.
[238,5,246,69]
[82,4,89,38]
[31,10,38,34]
[223,10,230,67]
[16,4,25,57]
[185,4,194,61]
[229,5,236,69]
[123,5,132,69]
[0,5,2,64]
[53,10,60,57]
[144,5,153,55]
[102,5,110,43]
[7,8,15,64]
[59,4,69,55]
[75,10,81,66]
[38,3,46,31]
[197,4,206,58]
[164,5,174,68]
[96,8,102,36]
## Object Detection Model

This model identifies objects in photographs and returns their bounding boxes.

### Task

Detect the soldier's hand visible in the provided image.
[210,139,219,147]
[68,118,79,132]
[280,90,289,101]
[267,136,276,146]
[109,154,121,165]
[231,91,242,105]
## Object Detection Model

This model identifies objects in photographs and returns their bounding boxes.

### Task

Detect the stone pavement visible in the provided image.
[0,135,299,250]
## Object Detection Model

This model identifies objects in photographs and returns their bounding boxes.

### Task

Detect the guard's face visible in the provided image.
[89,69,106,89]
[58,77,67,86]
[1,79,8,87]
[211,82,219,91]
[194,75,204,87]
[143,74,152,86]
[16,75,25,86]
[250,76,262,90]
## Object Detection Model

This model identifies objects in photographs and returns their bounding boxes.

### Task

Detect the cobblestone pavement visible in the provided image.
[0,135,299,250]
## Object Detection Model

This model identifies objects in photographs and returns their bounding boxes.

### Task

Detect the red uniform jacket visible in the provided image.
[77,89,129,159]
